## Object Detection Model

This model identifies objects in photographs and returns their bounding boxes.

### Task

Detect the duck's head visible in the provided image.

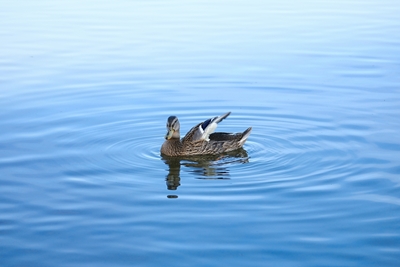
[165,116,180,140]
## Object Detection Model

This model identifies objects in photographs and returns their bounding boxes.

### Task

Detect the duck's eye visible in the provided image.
[167,116,178,129]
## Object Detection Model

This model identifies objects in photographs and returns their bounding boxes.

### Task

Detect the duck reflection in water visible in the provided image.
[161,148,249,191]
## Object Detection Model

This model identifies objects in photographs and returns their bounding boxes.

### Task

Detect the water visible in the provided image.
[1,0,400,266]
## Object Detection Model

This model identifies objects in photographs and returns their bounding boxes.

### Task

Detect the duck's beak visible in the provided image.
[165,128,174,140]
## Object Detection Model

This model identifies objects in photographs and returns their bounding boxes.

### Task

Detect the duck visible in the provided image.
[160,112,252,156]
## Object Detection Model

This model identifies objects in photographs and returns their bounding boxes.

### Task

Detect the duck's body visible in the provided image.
[160,112,252,156]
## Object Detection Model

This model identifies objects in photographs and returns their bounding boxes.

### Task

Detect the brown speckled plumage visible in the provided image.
[160,112,252,156]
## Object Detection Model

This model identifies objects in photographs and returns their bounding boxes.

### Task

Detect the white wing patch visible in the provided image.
[201,122,217,141]
[191,112,231,142]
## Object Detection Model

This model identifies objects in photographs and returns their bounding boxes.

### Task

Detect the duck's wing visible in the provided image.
[210,127,252,145]
[182,112,231,143]
[182,127,252,155]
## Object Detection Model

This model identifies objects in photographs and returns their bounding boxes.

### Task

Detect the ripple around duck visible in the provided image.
[53,103,366,192]
[0,96,181,190]
[230,110,364,192]
[105,134,161,168]
[54,111,164,182]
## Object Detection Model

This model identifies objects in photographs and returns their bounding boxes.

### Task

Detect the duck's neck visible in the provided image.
[161,138,183,156]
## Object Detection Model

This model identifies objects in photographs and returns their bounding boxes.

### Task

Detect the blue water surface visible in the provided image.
[1,0,400,266]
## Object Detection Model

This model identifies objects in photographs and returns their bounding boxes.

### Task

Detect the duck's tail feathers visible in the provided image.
[239,127,252,146]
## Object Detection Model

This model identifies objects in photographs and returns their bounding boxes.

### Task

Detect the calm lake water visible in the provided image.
[1,0,400,266]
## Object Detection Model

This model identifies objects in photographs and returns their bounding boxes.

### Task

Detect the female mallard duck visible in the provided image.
[161,112,252,156]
